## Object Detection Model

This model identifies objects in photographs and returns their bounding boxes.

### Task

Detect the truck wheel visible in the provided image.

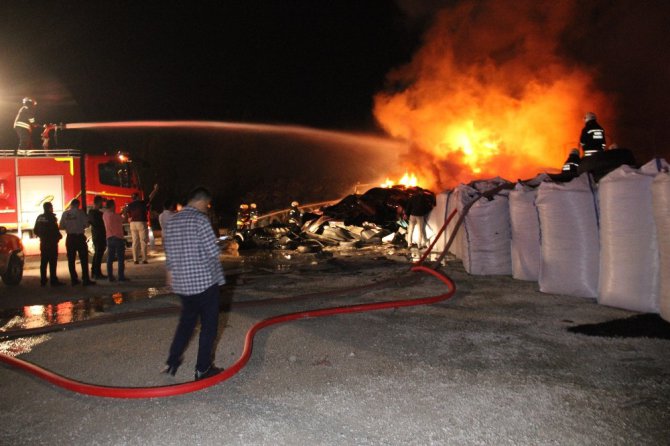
[1,253,24,286]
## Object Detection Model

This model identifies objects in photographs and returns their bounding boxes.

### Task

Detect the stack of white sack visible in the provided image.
[449,177,513,275]
[598,159,669,312]
[509,174,548,281]
[536,174,600,298]
[652,168,670,322]
[425,190,450,253]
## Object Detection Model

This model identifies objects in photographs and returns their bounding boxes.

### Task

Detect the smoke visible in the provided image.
[375,0,612,190]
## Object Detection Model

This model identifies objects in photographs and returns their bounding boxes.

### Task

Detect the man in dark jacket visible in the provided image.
[561,148,581,177]
[579,112,606,157]
[33,202,63,286]
[88,195,107,279]
[404,191,435,249]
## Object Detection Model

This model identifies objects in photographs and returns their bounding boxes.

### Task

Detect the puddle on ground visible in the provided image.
[0,286,173,334]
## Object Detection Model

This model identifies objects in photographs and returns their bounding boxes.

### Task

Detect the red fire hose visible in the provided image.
[0,212,458,399]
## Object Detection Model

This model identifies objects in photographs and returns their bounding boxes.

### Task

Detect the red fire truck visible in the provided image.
[0,149,143,237]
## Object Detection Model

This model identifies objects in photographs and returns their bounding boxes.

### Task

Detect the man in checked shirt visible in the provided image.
[162,186,226,381]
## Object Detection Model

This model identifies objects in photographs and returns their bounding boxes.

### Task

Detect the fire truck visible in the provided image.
[0,148,143,238]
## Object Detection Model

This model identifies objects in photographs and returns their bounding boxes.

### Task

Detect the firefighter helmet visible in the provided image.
[584,112,596,122]
[291,201,299,207]
[240,204,249,209]
[22,97,36,106]
[250,203,257,209]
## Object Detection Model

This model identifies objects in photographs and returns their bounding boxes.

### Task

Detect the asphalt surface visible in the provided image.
[1,246,669,445]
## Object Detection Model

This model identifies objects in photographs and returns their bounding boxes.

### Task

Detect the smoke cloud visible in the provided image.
[375,0,613,189]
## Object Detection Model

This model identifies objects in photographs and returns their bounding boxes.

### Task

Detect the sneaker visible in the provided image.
[133,260,139,265]
[194,365,224,381]
[142,260,148,264]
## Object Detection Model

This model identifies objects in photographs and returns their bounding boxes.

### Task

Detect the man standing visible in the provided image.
[33,202,63,287]
[405,191,435,249]
[163,187,225,381]
[59,199,95,286]
[88,195,107,279]
[13,97,37,154]
[158,198,178,239]
[580,112,606,157]
[126,184,158,264]
[103,200,128,282]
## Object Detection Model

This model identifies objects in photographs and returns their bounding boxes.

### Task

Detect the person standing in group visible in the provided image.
[33,202,63,287]
[163,186,225,381]
[88,195,107,280]
[158,198,178,242]
[126,184,158,264]
[13,97,37,154]
[103,199,128,282]
[59,198,95,286]
[404,191,435,249]
[579,112,606,157]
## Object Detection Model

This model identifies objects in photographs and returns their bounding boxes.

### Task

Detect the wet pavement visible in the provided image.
[2,243,668,445]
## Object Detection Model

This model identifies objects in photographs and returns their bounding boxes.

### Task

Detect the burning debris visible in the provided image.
[231,184,436,252]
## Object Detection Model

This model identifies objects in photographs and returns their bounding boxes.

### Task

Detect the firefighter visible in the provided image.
[288,201,301,227]
[579,112,606,157]
[13,97,37,154]
[561,148,581,177]
[249,203,259,229]
[236,204,250,230]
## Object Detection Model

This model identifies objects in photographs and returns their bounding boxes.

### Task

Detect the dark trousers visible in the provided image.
[106,236,125,280]
[66,233,90,283]
[91,237,107,276]
[15,127,32,151]
[167,284,220,373]
[39,242,59,284]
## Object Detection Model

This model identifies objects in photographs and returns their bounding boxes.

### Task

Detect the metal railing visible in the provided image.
[0,148,81,157]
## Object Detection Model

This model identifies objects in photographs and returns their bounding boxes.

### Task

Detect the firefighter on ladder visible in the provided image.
[13,97,37,155]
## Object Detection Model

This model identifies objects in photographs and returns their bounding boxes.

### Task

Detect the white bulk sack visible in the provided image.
[452,178,512,275]
[598,164,659,312]
[536,174,600,298]
[509,177,545,281]
[653,171,670,321]
[425,190,450,253]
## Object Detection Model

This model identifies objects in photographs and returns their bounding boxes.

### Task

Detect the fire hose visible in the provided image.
[0,206,462,399]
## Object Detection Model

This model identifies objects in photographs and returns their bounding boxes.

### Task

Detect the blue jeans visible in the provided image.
[167,284,220,373]
[106,236,126,280]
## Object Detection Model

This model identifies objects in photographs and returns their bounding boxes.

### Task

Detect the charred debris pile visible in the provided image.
[228,186,436,253]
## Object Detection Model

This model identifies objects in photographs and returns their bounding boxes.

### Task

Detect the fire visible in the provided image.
[381,172,420,188]
[374,0,613,190]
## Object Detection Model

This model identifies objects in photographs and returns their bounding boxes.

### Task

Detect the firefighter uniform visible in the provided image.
[561,149,581,177]
[579,112,606,157]
[14,98,37,153]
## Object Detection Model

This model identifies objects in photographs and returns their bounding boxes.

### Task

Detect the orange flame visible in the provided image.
[374,0,613,191]
[381,172,420,188]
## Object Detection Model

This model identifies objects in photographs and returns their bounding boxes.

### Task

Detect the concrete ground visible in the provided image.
[0,246,668,445]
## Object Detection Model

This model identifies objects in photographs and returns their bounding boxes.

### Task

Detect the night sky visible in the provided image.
[1,0,669,219]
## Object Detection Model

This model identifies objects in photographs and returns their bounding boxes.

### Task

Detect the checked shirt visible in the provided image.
[164,206,225,295]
